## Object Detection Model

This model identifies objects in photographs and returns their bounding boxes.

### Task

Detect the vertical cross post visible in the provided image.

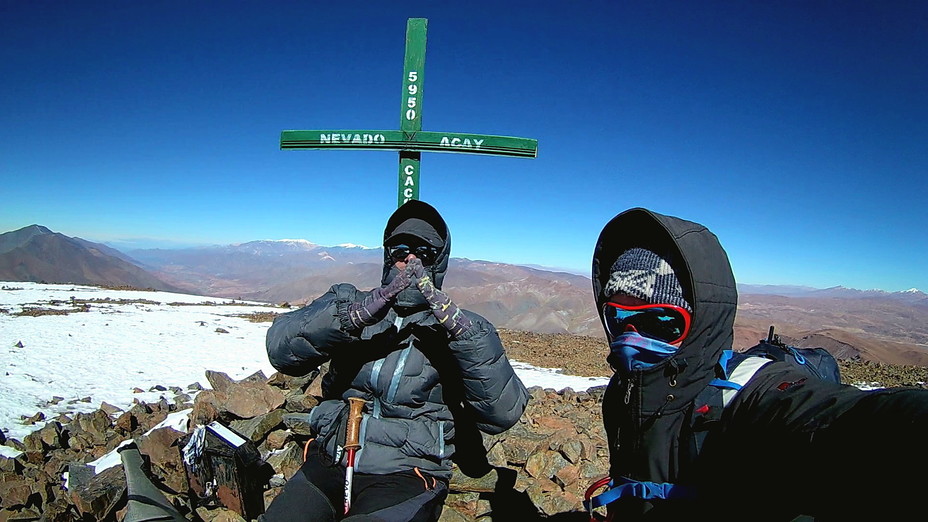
[398,18,426,207]
[281,18,537,208]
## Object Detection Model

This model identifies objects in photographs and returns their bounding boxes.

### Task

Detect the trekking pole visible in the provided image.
[343,397,367,515]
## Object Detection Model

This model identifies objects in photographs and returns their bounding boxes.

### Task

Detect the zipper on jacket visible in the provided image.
[667,358,685,388]
[616,375,639,473]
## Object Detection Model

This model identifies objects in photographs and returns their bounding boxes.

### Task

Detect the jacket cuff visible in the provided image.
[335,299,357,332]
[450,321,481,342]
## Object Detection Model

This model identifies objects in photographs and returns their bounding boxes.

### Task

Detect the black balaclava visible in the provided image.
[381,200,450,311]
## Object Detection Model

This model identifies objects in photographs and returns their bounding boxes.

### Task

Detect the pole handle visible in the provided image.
[345,397,366,450]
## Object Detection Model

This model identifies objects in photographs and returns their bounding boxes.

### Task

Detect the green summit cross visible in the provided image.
[280,18,538,208]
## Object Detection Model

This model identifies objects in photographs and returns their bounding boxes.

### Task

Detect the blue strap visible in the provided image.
[787,346,807,365]
[717,349,734,377]
[583,477,695,511]
[707,350,741,391]
[708,377,742,391]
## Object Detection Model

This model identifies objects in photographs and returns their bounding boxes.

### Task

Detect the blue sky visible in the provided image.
[2,2,926,292]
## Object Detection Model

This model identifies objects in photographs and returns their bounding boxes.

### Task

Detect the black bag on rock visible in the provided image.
[179,421,271,519]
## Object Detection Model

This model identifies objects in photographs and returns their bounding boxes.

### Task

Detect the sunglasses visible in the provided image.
[602,302,692,345]
[387,244,439,266]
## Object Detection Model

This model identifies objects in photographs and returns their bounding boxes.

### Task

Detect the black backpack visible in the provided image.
[685,325,841,460]
[741,326,841,383]
[584,326,842,519]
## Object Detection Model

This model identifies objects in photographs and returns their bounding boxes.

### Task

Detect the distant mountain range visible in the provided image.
[2,224,926,366]
[738,283,928,305]
[122,238,601,336]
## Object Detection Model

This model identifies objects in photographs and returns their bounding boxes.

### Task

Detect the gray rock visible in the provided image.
[281,413,313,436]
[68,464,125,520]
[231,409,285,442]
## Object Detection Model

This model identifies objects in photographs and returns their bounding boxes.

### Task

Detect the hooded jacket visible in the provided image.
[266,200,529,480]
[593,208,928,520]
[593,208,736,486]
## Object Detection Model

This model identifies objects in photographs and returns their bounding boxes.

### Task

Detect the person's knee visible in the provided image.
[262,471,338,522]
[345,483,447,522]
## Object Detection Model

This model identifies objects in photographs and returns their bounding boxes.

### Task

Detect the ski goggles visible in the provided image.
[602,302,692,344]
[388,244,440,266]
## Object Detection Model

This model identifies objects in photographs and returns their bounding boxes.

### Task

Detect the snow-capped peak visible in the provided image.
[268,239,316,246]
[335,243,377,250]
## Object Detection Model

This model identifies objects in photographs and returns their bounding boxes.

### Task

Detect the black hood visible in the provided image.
[592,207,737,398]
[382,200,450,308]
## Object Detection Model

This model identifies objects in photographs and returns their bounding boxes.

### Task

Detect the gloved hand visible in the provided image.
[405,256,427,280]
[345,266,411,329]
[407,258,474,338]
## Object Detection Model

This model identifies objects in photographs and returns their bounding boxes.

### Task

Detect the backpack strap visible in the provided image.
[713,353,773,407]
[697,350,773,420]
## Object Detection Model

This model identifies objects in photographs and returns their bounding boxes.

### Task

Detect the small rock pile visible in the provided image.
[0,366,610,521]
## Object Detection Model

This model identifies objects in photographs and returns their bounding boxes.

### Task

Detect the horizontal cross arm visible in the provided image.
[281,130,537,158]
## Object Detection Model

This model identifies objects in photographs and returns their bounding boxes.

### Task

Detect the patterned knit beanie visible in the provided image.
[603,247,692,313]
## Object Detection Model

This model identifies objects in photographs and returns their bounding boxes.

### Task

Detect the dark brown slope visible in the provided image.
[0,227,183,292]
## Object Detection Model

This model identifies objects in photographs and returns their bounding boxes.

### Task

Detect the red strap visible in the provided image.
[302,438,315,462]
[585,476,614,522]
[413,467,436,490]
[585,476,612,500]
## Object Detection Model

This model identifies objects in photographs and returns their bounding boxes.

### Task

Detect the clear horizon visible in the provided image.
[2,3,926,292]
[5,222,924,294]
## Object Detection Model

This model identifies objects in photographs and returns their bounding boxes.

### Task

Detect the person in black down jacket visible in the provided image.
[262,200,529,521]
[590,207,928,521]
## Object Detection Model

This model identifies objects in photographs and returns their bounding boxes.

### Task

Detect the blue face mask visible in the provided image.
[607,331,679,373]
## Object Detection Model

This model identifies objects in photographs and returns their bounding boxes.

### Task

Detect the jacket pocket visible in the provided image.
[364,417,448,460]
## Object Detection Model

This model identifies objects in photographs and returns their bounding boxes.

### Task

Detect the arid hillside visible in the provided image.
[498,329,928,389]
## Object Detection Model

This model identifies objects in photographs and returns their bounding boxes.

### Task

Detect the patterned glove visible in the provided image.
[408,258,474,338]
[345,267,411,329]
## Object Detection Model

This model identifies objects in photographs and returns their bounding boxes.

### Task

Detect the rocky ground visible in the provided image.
[498,329,928,389]
[3,329,927,522]
[499,329,611,378]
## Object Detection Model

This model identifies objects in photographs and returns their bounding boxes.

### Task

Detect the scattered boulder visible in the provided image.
[68,464,125,520]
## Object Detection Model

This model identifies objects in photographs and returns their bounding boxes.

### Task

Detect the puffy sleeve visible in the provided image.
[265,283,362,376]
[448,311,529,434]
